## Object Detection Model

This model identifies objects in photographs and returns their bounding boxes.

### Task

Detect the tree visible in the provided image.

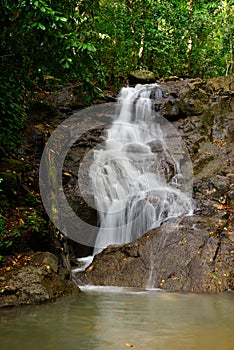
[0,0,233,154]
[223,0,234,75]
[0,0,105,152]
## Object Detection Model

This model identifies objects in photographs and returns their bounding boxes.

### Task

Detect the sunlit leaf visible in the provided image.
[38,23,46,30]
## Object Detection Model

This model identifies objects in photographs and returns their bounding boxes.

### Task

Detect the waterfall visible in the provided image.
[90,84,193,255]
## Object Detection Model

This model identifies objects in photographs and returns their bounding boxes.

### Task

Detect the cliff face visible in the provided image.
[76,77,234,293]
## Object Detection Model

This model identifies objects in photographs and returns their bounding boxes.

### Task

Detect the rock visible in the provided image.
[30,252,59,273]
[180,87,209,115]
[163,76,180,82]
[207,76,234,94]
[163,100,180,118]
[77,215,234,293]
[187,78,204,90]
[0,252,80,308]
[5,76,233,294]
[129,70,155,84]
[46,83,85,111]
[75,76,234,293]
[24,123,53,155]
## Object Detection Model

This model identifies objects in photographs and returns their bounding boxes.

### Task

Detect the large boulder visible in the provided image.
[77,215,234,293]
[0,252,80,308]
[129,70,155,84]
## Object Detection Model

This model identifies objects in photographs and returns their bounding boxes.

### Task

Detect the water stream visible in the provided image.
[1,86,232,350]
[0,288,233,350]
[90,84,193,255]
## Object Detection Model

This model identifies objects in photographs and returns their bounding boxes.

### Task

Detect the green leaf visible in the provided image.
[38,23,46,30]
[87,44,96,52]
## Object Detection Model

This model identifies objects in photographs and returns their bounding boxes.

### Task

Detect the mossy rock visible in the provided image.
[129,70,155,84]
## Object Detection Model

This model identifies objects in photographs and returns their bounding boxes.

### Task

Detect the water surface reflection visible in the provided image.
[0,287,233,350]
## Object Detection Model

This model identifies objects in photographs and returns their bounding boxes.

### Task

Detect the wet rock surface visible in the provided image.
[76,76,234,293]
[2,77,233,296]
[77,216,234,293]
[0,252,80,308]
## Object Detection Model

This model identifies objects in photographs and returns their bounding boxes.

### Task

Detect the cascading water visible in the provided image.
[90,84,193,256]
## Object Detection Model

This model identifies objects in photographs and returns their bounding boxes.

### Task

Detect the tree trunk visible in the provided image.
[187,0,193,75]
[225,0,233,75]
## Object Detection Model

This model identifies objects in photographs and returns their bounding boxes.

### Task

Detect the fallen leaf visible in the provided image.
[172,276,179,281]
[124,343,133,348]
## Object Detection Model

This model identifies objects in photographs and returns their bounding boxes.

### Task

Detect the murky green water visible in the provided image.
[0,286,233,350]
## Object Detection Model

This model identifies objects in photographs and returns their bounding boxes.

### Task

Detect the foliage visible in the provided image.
[0,214,21,255]
[95,0,233,79]
[0,178,3,193]
[0,0,233,151]
[23,210,47,233]
[0,79,26,153]
[0,0,104,151]
[0,207,50,257]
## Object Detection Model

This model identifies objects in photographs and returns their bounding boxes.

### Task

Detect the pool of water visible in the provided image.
[0,286,233,350]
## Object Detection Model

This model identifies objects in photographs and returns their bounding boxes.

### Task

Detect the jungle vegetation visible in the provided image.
[0,0,233,150]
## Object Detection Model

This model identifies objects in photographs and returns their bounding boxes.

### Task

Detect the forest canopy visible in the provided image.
[0,0,233,151]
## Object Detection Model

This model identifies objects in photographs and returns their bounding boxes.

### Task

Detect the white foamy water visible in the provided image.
[90,85,193,255]
[72,256,94,274]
